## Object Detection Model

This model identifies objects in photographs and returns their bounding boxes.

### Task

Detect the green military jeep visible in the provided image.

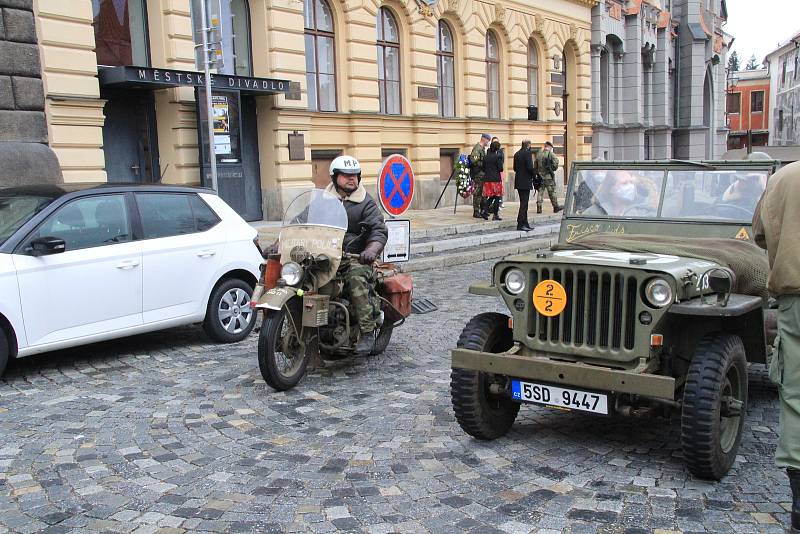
[451,160,779,480]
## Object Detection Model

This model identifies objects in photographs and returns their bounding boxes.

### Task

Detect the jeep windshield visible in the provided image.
[568,166,769,222]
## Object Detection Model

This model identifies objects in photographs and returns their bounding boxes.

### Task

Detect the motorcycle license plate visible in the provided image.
[511,380,608,415]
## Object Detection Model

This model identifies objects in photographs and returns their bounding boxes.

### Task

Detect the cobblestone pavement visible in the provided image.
[0,261,791,534]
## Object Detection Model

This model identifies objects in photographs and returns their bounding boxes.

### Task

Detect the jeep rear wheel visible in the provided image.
[451,313,519,440]
[681,334,748,480]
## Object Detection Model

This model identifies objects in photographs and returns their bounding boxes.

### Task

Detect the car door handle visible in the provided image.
[197,249,216,258]
[116,260,140,270]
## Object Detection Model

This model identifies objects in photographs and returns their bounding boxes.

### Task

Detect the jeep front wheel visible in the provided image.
[681,334,748,480]
[451,313,519,440]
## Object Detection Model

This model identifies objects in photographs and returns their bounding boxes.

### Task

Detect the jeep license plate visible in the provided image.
[511,380,608,415]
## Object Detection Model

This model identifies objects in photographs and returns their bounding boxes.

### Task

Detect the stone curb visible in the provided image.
[410,223,561,254]
[402,234,557,273]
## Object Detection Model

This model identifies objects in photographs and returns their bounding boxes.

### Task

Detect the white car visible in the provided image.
[0,183,263,376]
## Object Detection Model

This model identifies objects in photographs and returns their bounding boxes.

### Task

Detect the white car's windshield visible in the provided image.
[569,168,769,222]
[0,194,54,246]
[282,189,348,230]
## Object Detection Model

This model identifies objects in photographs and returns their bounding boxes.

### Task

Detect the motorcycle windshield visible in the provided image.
[282,189,348,230]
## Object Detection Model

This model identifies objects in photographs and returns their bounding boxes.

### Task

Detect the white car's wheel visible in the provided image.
[203,279,256,343]
[0,327,9,378]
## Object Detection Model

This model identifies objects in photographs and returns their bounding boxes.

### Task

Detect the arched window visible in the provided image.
[486,31,500,119]
[231,0,252,76]
[304,0,337,112]
[377,7,401,115]
[92,0,150,66]
[436,21,455,118]
[527,39,539,113]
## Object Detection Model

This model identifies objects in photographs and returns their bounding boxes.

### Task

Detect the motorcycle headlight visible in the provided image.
[644,278,673,308]
[280,262,302,286]
[504,268,526,295]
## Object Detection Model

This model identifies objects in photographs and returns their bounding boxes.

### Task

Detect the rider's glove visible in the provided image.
[359,241,383,265]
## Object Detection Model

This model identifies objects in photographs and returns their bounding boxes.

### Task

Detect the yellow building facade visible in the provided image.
[32,0,596,220]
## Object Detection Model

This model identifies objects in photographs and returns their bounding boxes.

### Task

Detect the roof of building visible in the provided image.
[764,29,800,63]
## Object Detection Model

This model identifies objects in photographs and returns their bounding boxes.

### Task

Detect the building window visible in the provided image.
[304,0,337,112]
[751,91,764,113]
[92,0,150,66]
[782,60,787,87]
[377,7,401,115]
[779,109,784,133]
[436,21,455,118]
[726,92,741,114]
[527,40,539,113]
[231,0,252,76]
[486,31,500,119]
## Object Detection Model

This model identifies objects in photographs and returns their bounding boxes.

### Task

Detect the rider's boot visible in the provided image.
[354,331,375,356]
[789,467,800,533]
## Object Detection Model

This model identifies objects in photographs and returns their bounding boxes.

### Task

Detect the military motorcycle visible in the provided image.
[251,189,412,391]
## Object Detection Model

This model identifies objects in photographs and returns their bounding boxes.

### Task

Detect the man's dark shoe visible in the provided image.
[536,206,543,214]
[517,225,531,232]
[554,206,563,213]
[354,333,375,356]
[473,210,481,218]
[524,224,534,231]
[789,468,800,532]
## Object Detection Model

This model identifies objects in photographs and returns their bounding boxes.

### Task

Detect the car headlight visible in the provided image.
[644,278,673,308]
[504,268,526,295]
[280,262,302,286]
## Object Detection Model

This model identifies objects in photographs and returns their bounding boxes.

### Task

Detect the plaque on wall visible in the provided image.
[286,82,302,101]
[288,132,305,161]
[417,86,439,101]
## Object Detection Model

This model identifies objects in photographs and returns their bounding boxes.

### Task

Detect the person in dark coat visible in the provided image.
[513,139,535,231]
[481,140,504,220]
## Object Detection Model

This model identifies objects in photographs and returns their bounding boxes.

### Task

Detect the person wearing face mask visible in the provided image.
[588,171,641,216]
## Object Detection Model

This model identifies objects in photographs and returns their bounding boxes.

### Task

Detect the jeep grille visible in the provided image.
[527,267,641,352]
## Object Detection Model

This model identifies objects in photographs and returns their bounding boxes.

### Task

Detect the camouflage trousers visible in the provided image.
[341,258,381,334]
[536,176,560,210]
[773,295,800,470]
[472,176,484,212]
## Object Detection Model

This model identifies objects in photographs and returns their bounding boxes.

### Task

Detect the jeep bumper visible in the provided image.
[451,348,676,400]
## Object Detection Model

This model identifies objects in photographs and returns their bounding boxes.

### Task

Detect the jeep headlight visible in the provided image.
[504,268,526,295]
[280,262,302,286]
[644,278,673,308]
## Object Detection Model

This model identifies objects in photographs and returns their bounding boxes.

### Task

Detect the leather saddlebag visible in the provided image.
[381,273,413,321]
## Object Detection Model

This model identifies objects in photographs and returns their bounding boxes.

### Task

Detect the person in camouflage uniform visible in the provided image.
[470,134,491,218]
[534,141,563,214]
[325,155,388,355]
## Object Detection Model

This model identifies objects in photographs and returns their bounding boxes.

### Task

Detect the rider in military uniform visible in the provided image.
[534,141,563,214]
[753,160,800,534]
[325,156,388,355]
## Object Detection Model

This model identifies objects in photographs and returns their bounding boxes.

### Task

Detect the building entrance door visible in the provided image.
[101,89,159,183]
[197,89,263,221]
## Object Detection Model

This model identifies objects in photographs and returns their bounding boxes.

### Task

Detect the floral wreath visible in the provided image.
[455,154,474,198]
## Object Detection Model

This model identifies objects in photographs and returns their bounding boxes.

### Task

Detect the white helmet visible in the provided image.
[329,155,362,178]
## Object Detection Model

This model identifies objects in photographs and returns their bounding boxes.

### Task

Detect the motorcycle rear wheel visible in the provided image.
[371,321,394,355]
[258,304,309,391]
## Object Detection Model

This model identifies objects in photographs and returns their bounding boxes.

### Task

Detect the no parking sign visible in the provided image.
[377,154,414,217]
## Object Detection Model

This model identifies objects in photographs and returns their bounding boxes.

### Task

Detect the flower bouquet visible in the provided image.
[455,154,474,198]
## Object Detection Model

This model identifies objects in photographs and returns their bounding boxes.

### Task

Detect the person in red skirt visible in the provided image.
[481,139,504,220]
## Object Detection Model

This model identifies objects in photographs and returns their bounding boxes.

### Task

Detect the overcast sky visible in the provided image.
[724,0,800,68]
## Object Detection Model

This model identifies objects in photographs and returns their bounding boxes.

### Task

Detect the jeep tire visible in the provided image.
[451,312,519,440]
[681,334,748,480]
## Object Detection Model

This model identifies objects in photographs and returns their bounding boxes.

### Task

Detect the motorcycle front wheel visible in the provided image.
[258,303,309,391]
